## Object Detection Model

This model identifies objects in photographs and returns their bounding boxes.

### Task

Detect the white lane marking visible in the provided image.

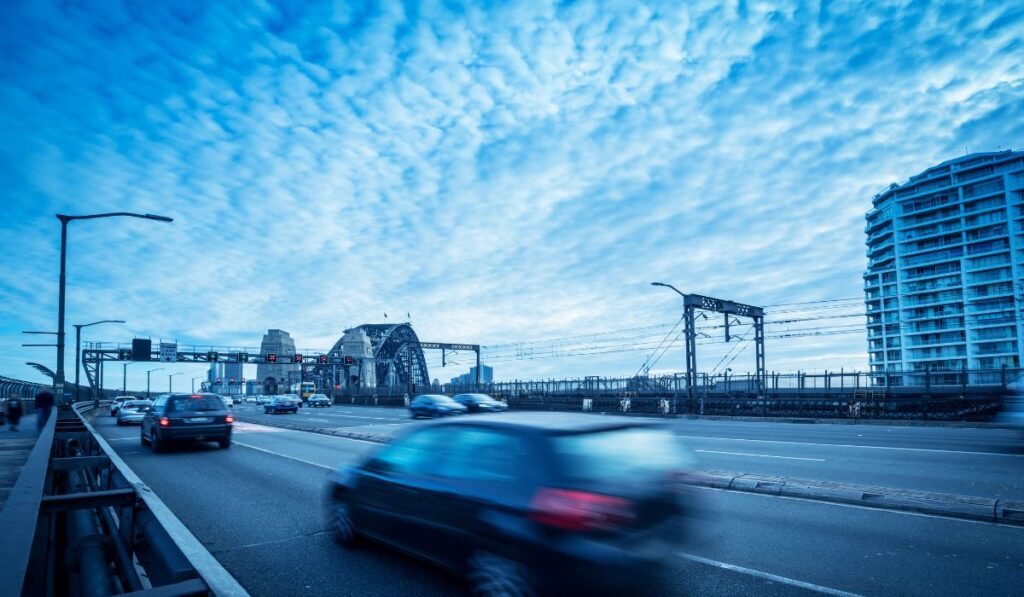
[232,440,334,470]
[695,449,825,462]
[301,418,330,423]
[677,552,865,597]
[689,485,1024,528]
[106,437,138,442]
[682,436,1024,458]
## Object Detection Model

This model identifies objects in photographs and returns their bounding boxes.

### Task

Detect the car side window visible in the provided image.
[433,428,528,484]
[375,427,451,476]
[152,396,168,412]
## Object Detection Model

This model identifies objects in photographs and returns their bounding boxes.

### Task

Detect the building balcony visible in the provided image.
[904,321,966,334]
[899,222,964,242]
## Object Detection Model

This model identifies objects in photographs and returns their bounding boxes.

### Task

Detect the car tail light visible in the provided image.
[225,414,234,423]
[159,417,170,427]
[529,488,635,532]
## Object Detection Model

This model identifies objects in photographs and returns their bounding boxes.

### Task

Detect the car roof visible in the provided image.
[427,412,666,433]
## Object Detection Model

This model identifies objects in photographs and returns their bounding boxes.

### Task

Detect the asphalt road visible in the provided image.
[91,411,1024,596]
[232,403,1024,497]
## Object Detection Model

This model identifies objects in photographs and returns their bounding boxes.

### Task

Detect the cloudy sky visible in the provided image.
[1,0,1022,390]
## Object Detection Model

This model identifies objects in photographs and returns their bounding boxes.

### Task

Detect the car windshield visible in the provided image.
[123,401,151,408]
[168,396,224,412]
[551,427,694,484]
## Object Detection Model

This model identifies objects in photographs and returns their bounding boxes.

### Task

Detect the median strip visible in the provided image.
[686,470,1024,527]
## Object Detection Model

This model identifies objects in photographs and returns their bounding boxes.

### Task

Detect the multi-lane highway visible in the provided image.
[87,403,1024,596]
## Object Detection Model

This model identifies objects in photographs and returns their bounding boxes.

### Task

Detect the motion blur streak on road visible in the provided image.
[90,412,1024,596]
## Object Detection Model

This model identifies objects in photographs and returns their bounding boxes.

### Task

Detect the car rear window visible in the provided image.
[551,427,694,484]
[124,401,151,407]
[168,396,224,412]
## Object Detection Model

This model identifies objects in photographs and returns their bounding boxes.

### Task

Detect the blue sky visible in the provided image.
[1,0,1022,390]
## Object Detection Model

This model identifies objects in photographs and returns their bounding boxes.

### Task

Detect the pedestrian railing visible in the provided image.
[0,402,248,596]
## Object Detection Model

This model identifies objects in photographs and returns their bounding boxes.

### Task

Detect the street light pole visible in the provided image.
[169,372,181,393]
[651,282,690,413]
[146,368,163,399]
[192,377,203,393]
[53,212,172,405]
[73,319,125,401]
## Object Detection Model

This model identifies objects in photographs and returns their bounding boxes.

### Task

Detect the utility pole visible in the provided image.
[53,213,171,405]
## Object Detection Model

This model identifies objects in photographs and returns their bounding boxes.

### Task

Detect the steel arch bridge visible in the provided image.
[329,323,431,388]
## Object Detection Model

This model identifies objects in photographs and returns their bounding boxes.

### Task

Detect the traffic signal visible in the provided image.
[318,355,328,364]
[241,377,246,383]
[266,353,277,363]
[343,356,355,365]
[217,377,222,383]
[294,354,303,363]
[118,349,132,360]
[235,352,249,363]
[208,351,219,362]
[230,377,235,383]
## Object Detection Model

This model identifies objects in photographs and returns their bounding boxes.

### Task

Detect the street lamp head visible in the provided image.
[145,214,173,223]
[650,282,666,287]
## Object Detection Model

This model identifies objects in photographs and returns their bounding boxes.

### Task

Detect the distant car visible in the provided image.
[110,396,136,416]
[998,390,1024,437]
[325,414,695,595]
[256,395,272,405]
[140,393,232,452]
[265,396,299,414]
[116,399,153,425]
[220,395,234,408]
[309,394,332,407]
[283,394,302,407]
[408,394,467,418]
[453,393,507,413]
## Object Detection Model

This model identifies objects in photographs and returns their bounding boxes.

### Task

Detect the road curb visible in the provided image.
[690,470,1023,526]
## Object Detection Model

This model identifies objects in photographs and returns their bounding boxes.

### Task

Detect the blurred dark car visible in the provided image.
[408,394,467,418]
[453,393,507,413]
[309,394,332,407]
[141,393,232,452]
[116,399,152,425]
[265,396,299,414]
[325,413,694,595]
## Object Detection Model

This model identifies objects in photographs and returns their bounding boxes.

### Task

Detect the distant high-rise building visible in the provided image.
[864,150,1024,383]
[450,364,493,385]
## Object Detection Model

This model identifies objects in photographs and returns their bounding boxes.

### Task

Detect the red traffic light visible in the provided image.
[217,378,222,383]
[319,355,328,364]
[230,377,235,383]
[241,377,246,383]
[344,356,355,365]
[267,353,277,363]
[294,354,303,363]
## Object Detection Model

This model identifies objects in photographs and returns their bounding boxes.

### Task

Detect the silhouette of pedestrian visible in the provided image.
[6,396,24,431]
[35,390,55,432]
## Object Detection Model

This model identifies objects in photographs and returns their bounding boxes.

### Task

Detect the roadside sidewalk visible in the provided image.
[0,413,39,510]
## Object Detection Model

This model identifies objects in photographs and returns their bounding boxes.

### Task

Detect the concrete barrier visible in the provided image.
[688,469,1022,526]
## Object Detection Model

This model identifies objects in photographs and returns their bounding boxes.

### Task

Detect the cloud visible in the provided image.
[1,0,1021,386]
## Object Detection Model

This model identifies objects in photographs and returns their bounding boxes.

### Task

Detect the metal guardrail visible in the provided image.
[0,401,248,596]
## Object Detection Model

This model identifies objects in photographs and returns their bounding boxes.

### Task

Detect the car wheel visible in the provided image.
[410,412,418,419]
[331,500,358,547]
[467,550,534,597]
[140,429,150,446]
[219,437,231,449]
[151,433,164,454]
[116,418,123,426]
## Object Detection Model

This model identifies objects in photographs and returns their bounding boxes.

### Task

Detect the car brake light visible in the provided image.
[529,488,635,531]
[225,414,234,423]
[159,417,170,427]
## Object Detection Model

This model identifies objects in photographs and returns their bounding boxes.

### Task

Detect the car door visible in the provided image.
[421,427,535,569]
[353,426,452,560]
